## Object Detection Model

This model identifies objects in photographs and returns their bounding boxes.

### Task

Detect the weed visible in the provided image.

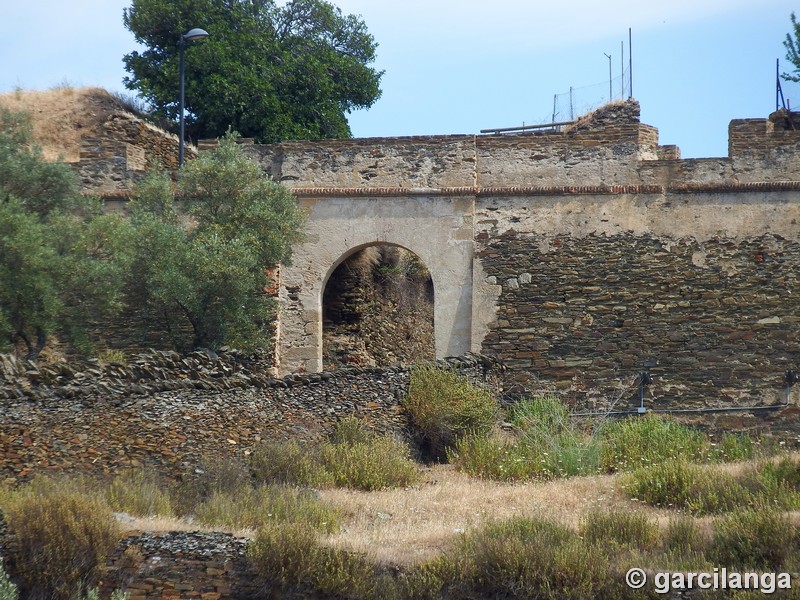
[404,365,497,460]
[580,510,659,551]
[440,517,642,599]
[106,469,174,518]
[248,523,381,599]
[450,396,599,481]
[251,419,420,491]
[250,440,333,489]
[598,415,707,473]
[195,484,339,533]
[710,505,796,570]
[0,559,17,600]
[1,477,121,600]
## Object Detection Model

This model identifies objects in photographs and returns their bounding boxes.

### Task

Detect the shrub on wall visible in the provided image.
[404,365,498,460]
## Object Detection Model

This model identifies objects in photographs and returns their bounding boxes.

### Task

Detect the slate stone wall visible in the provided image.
[476,230,800,418]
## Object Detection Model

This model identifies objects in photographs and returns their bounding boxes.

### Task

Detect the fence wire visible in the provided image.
[551,68,630,123]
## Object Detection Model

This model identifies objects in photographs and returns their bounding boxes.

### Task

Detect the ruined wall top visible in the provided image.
[243,99,800,192]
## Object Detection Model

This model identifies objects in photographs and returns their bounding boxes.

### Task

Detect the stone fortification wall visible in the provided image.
[0,350,498,483]
[251,99,800,424]
[471,183,800,419]
[74,90,194,193]
[245,100,800,192]
[244,134,477,189]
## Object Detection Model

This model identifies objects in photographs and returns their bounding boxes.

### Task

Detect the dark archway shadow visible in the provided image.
[322,245,434,369]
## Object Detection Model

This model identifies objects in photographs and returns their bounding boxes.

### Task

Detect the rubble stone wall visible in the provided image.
[0,351,499,482]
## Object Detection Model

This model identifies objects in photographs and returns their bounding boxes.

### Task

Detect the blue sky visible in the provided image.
[1,0,797,157]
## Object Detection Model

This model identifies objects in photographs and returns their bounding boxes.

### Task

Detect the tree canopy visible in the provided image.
[784,12,800,82]
[125,134,306,352]
[122,0,383,143]
[0,108,132,361]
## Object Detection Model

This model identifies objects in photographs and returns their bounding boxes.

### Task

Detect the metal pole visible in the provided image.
[604,53,612,102]
[620,41,624,98]
[179,37,186,166]
[570,86,574,120]
[628,28,633,99]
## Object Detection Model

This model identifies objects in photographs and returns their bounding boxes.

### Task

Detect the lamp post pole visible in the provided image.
[604,53,612,102]
[178,28,209,166]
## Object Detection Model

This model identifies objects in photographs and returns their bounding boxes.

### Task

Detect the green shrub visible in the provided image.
[598,415,708,473]
[623,461,753,515]
[251,419,420,491]
[1,479,121,600]
[450,397,599,482]
[440,517,640,599]
[449,436,535,482]
[0,559,17,600]
[248,523,380,600]
[580,510,659,551]
[195,485,339,533]
[320,435,420,491]
[106,469,174,518]
[708,433,756,463]
[710,506,796,570]
[661,515,709,565]
[173,454,258,515]
[404,365,497,460]
[250,440,333,489]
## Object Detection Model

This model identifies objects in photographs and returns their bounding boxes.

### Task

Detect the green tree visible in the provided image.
[126,134,305,351]
[784,12,800,82]
[122,0,382,143]
[0,108,132,361]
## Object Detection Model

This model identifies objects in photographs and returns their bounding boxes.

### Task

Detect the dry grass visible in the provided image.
[0,86,113,162]
[318,464,671,565]
[114,456,800,567]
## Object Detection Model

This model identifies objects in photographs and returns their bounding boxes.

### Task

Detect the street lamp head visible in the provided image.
[182,28,209,42]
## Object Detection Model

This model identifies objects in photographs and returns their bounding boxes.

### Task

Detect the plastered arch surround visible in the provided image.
[277,195,475,374]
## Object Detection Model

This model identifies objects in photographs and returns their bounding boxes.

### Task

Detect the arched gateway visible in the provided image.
[276,190,476,374]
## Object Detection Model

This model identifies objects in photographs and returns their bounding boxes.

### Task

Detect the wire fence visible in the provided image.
[551,68,631,123]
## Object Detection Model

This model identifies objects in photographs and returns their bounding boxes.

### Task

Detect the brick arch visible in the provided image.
[276,194,475,374]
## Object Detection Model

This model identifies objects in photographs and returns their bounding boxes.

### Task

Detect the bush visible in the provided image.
[580,510,659,551]
[450,396,598,481]
[251,419,420,491]
[250,440,334,489]
[710,506,796,570]
[598,415,707,473]
[623,461,753,515]
[171,454,254,515]
[1,479,121,600]
[449,436,535,482]
[440,517,640,599]
[106,469,174,518]
[404,365,498,460]
[248,523,381,600]
[321,434,420,491]
[195,485,339,533]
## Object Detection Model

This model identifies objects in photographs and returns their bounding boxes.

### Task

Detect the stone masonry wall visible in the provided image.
[75,90,194,194]
[0,352,498,599]
[477,230,799,415]
[0,350,499,483]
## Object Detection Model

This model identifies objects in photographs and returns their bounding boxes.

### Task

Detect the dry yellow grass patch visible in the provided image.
[0,86,113,162]
[319,464,668,565]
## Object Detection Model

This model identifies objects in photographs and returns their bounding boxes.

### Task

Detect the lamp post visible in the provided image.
[604,52,612,102]
[178,27,209,166]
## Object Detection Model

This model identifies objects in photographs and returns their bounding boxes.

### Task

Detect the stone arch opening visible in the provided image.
[321,244,435,369]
